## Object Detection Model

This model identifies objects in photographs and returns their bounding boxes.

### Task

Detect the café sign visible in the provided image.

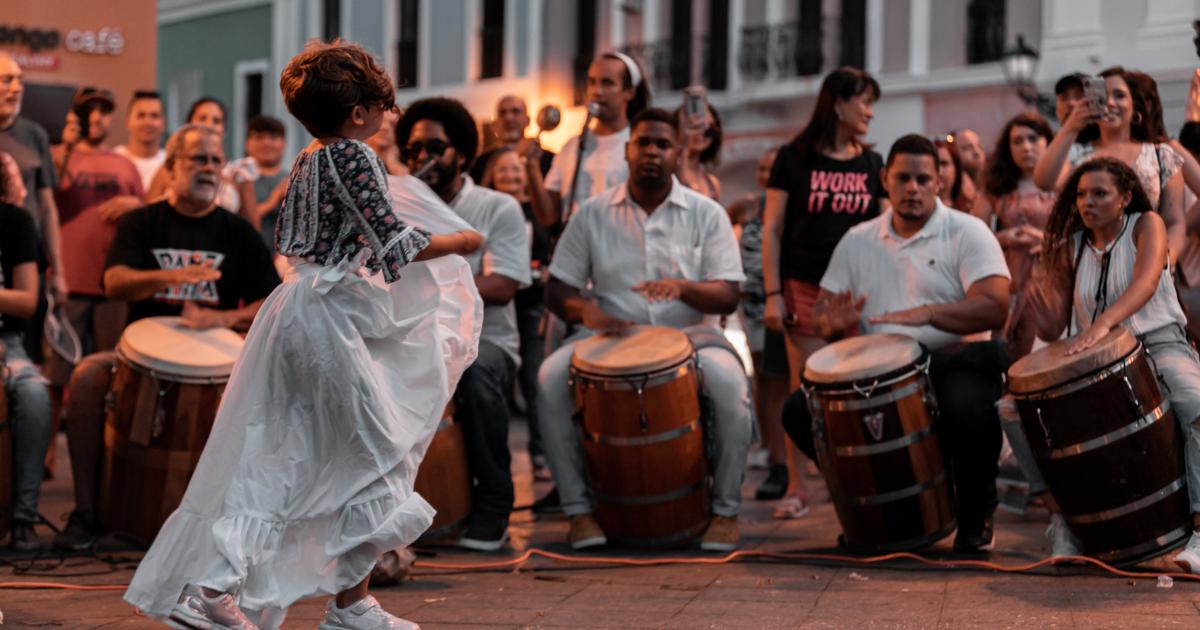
[0,24,125,70]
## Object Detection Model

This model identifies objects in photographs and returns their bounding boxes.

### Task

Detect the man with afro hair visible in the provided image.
[397,97,531,551]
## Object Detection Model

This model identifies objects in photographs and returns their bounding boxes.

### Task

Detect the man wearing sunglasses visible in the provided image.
[396,98,530,552]
[52,124,280,552]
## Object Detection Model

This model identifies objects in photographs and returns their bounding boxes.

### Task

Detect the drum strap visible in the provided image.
[681,325,745,370]
[682,326,746,462]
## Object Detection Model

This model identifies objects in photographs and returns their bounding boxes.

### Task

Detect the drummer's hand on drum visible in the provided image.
[870,304,934,327]
[632,279,684,304]
[581,303,633,336]
[169,264,222,288]
[1065,322,1111,356]
[816,291,866,335]
[179,301,229,330]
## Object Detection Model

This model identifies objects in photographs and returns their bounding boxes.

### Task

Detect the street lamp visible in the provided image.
[1001,35,1055,118]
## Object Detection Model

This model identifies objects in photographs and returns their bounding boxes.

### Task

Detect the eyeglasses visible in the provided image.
[401,140,449,162]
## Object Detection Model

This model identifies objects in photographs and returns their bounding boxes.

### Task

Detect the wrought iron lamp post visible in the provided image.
[1001,35,1056,118]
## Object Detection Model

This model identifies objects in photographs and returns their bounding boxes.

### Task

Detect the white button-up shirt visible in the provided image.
[549,176,745,329]
[449,176,531,366]
[544,127,631,221]
[819,199,1010,350]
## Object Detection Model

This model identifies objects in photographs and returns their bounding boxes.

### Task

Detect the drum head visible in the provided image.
[117,317,244,379]
[1007,327,1137,395]
[804,334,923,384]
[572,326,693,375]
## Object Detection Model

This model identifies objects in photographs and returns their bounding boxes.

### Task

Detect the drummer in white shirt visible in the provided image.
[536,108,752,552]
[52,124,280,552]
[779,134,1012,553]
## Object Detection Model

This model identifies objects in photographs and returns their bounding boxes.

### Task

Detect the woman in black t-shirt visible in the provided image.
[762,67,886,389]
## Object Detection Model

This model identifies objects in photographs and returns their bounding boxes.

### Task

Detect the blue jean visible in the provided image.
[454,339,517,516]
[515,298,545,457]
[3,332,53,523]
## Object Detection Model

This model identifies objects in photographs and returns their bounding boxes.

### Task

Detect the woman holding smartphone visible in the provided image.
[1034,67,1186,262]
[675,96,722,201]
[762,68,885,383]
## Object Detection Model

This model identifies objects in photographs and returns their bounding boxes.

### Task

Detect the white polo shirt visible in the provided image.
[819,199,1010,350]
[544,127,630,221]
[449,175,531,366]
[549,176,745,330]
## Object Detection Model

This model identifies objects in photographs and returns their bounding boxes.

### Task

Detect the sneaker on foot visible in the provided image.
[755,464,789,500]
[953,509,995,553]
[700,515,739,552]
[771,495,810,520]
[458,512,509,552]
[167,584,259,630]
[9,521,43,551]
[568,514,607,550]
[319,595,418,630]
[533,487,562,515]
[1045,513,1081,559]
[1174,530,1200,574]
[52,510,99,551]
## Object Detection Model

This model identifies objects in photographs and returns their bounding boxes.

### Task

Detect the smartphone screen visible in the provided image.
[1081,75,1106,117]
[683,86,707,119]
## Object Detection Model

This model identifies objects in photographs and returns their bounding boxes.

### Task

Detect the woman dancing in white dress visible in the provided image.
[124,41,484,630]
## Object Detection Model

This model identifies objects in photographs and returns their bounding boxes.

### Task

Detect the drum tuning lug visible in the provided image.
[153,386,168,439]
[1037,406,1052,449]
[1122,375,1141,412]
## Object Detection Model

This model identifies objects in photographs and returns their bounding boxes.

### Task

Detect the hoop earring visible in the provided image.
[1132,112,1143,125]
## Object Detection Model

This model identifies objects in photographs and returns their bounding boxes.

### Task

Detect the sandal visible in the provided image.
[772,495,810,519]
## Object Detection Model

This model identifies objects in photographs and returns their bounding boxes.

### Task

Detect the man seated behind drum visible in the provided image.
[52,124,280,551]
[779,134,1012,553]
[536,107,752,552]
[397,98,532,552]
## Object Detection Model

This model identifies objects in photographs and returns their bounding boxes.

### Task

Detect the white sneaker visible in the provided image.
[166,584,259,630]
[1045,513,1081,559]
[319,595,419,630]
[1173,530,1200,574]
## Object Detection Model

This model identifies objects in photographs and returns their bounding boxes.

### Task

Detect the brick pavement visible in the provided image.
[3,428,1200,629]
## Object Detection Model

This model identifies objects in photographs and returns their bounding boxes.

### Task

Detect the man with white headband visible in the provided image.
[545,51,650,224]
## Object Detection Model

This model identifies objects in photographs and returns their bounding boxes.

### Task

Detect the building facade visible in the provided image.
[157,0,1199,200]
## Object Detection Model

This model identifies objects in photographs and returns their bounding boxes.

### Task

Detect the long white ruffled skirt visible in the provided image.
[123,252,482,629]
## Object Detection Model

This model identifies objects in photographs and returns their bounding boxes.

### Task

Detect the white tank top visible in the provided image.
[1071,213,1186,337]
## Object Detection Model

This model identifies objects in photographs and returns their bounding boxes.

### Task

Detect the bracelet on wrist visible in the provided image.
[765,289,783,297]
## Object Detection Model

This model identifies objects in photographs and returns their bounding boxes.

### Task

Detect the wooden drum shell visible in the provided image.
[572,356,710,547]
[806,364,956,552]
[99,351,225,545]
[412,406,472,541]
[1011,343,1191,565]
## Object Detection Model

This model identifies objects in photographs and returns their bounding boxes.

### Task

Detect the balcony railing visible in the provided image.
[737,22,823,83]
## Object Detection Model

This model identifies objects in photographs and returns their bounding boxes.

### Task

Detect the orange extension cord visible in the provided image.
[3,548,1199,592]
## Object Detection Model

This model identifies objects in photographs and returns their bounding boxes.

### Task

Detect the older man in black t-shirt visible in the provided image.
[53,124,280,551]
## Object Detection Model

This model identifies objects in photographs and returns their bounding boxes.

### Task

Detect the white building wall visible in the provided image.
[161,0,1200,198]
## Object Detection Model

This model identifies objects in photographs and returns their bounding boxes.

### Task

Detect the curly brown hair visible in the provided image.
[280,39,395,137]
[982,113,1053,199]
[1039,157,1154,283]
